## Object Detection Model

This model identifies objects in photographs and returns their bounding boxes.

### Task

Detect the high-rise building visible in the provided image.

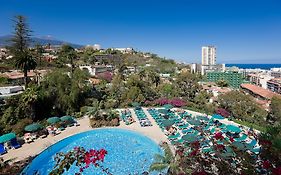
[202,46,216,65]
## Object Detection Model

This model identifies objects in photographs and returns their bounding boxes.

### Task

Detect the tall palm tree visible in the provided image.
[149,144,181,174]
[10,15,37,88]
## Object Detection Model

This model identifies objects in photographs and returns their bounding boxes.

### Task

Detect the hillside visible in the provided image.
[0,35,83,48]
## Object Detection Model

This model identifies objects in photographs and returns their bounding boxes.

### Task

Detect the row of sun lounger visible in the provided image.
[134,108,152,127]
[0,138,21,155]
[120,110,134,125]
[148,108,261,160]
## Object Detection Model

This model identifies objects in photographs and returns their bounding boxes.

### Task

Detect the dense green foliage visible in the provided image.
[269,96,281,124]
[0,68,92,135]
[218,91,267,124]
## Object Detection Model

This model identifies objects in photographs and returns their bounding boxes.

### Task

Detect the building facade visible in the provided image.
[247,73,273,89]
[271,71,281,78]
[207,71,243,88]
[202,46,216,65]
[267,78,281,94]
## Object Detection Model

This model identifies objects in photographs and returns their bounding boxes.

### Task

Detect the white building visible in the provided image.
[85,44,101,50]
[112,47,134,54]
[247,73,274,89]
[202,46,216,65]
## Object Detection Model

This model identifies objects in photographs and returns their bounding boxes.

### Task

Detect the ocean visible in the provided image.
[226,64,281,70]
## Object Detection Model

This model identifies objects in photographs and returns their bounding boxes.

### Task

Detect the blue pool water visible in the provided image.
[22,128,163,175]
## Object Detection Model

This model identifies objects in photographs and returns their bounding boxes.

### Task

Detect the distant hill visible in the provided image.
[0,35,83,48]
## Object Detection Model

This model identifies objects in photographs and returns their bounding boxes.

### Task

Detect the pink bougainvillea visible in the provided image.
[214,132,224,140]
[215,108,230,118]
[96,71,113,82]
[272,166,281,175]
[51,147,111,175]
[262,160,271,169]
[153,97,187,107]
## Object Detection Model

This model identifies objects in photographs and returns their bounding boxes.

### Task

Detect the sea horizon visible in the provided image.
[225,63,281,70]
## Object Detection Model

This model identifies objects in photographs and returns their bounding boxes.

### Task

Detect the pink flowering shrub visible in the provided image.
[215,108,230,118]
[153,98,187,107]
[50,147,111,175]
[96,71,113,82]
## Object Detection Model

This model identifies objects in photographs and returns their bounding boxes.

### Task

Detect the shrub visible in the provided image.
[12,118,33,136]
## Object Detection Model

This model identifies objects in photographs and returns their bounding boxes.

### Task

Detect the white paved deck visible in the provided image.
[2,108,169,162]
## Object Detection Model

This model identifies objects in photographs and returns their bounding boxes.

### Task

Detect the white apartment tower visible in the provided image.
[202,46,216,65]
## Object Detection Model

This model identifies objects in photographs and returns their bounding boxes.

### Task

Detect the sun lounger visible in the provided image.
[0,143,7,155]
[168,133,180,139]
[202,147,213,153]
[234,134,248,142]
[10,138,21,149]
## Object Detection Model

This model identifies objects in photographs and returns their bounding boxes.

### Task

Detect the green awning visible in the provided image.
[158,109,168,114]
[226,125,241,133]
[232,141,246,150]
[197,116,209,121]
[182,134,198,143]
[47,117,61,124]
[24,123,43,132]
[0,133,16,143]
[163,104,173,109]
[161,120,174,127]
[212,114,224,120]
[187,119,201,125]
[60,116,74,122]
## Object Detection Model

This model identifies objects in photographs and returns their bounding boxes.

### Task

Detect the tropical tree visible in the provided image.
[269,96,281,124]
[81,47,97,64]
[216,79,228,87]
[57,45,76,73]
[218,91,267,123]
[174,72,200,100]
[149,144,182,174]
[9,15,37,88]
[148,70,160,87]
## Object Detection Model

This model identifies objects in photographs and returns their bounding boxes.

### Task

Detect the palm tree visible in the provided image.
[58,45,76,74]
[149,144,181,174]
[10,15,37,88]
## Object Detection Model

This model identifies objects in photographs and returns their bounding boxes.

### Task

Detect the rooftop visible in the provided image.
[240,83,281,100]
[0,70,47,80]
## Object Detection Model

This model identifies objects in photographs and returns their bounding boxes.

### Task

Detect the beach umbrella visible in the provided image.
[232,141,246,150]
[212,114,224,120]
[161,119,174,127]
[0,133,16,143]
[187,119,201,125]
[226,125,241,133]
[60,116,74,122]
[197,116,209,121]
[163,104,173,110]
[182,134,198,143]
[47,117,61,124]
[24,123,43,132]
[158,109,168,114]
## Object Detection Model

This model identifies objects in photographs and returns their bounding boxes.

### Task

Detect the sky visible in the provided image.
[0,0,281,63]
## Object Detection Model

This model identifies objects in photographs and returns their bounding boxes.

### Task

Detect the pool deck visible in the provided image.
[1,108,169,162]
[2,107,249,162]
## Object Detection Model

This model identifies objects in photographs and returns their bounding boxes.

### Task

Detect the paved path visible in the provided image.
[2,117,92,161]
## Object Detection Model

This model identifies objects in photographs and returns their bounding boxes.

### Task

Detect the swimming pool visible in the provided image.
[22,128,163,175]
